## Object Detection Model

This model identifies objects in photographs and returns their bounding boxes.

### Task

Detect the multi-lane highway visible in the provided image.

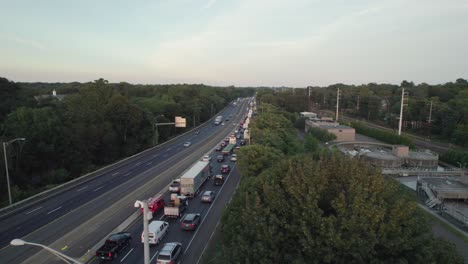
[94,142,243,264]
[0,98,250,264]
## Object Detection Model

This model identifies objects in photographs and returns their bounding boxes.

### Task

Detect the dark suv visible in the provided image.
[156,242,183,264]
[217,155,225,162]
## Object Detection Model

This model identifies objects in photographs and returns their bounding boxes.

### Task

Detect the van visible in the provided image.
[141,221,169,245]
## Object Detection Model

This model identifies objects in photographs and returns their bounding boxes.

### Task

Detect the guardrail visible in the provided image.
[0,103,235,217]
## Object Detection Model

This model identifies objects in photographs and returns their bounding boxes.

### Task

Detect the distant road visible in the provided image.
[0,99,250,264]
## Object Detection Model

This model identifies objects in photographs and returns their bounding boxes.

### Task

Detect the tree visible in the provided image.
[218,154,462,263]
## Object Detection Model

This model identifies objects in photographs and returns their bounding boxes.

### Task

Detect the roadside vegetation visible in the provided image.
[0,77,254,206]
[209,101,463,263]
[349,121,415,147]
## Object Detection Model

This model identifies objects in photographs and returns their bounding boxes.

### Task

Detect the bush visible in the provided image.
[350,122,415,147]
[307,127,337,142]
[440,149,468,166]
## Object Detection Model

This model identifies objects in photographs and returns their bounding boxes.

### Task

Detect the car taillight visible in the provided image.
[108,252,112,257]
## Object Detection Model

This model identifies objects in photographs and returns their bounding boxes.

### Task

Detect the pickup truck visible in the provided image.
[95,232,132,262]
[164,195,187,218]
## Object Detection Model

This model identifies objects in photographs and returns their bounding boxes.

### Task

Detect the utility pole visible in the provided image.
[398,88,409,136]
[427,100,433,124]
[356,95,360,111]
[335,88,340,121]
[307,86,311,111]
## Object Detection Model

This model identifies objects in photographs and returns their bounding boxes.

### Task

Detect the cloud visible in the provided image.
[0,34,46,51]
[201,0,217,10]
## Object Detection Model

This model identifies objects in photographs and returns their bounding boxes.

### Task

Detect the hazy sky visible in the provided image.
[1,0,467,86]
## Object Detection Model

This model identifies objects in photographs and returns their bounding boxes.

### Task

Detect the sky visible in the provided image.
[1,0,468,87]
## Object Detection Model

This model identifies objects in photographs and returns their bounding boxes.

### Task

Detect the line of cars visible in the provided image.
[96,130,245,263]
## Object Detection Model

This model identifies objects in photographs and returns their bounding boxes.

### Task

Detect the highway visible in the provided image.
[0,98,250,264]
[91,144,243,264]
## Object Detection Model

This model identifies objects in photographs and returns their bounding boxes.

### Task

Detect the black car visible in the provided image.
[214,174,225,186]
[217,155,225,162]
[95,232,132,262]
[221,164,231,174]
[240,140,246,145]
[215,145,223,151]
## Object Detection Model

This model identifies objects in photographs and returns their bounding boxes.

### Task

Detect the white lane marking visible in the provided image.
[152,154,158,158]
[93,186,104,192]
[76,186,88,192]
[112,172,119,176]
[147,162,152,165]
[135,162,141,166]
[166,147,172,151]
[124,172,130,176]
[46,206,62,215]
[150,250,159,262]
[25,207,42,215]
[179,213,186,222]
[159,214,165,220]
[184,164,237,255]
[196,220,221,264]
[120,248,134,262]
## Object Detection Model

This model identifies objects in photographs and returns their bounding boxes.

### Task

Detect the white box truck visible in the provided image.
[180,160,210,197]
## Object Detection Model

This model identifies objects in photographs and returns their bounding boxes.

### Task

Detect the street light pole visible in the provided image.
[3,138,25,205]
[135,200,150,264]
[10,239,83,264]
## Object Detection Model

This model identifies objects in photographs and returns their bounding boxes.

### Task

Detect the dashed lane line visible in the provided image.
[120,248,134,263]
[76,186,88,192]
[150,250,159,263]
[46,206,62,215]
[93,186,104,192]
[25,207,42,215]
[112,172,120,176]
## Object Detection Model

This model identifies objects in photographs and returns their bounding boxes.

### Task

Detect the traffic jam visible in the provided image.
[94,105,254,264]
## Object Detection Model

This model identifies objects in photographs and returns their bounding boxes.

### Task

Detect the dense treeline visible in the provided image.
[211,104,462,263]
[0,77,254,205]
[310,79,468,146]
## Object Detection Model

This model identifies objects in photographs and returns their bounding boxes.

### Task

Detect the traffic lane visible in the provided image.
[14,109,246,264]
[114,156,238,264]
[0,105,241,248]
[183,167,241,264]
[0,103,238,219]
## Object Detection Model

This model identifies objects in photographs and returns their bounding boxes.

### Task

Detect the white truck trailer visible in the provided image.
[180,160,210,197]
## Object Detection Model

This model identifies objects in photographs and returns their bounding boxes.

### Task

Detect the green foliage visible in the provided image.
[440,149,468,166]
[294,116,306,130]
[0,77,255,205]
[306,127,337,142]
[237,145,284,178]
[351,121,415,147]
[305,79,468,145]
[218,154,463,263]
[303,133,319,153]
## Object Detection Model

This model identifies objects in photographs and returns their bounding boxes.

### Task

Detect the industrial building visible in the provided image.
[418,176,468,226]
[305,118,355,142]
[339,144,439,169]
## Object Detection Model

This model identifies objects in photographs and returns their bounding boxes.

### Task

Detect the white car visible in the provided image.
[201,155,211,162]
[230,154,237,162]
[183,142,191,147]
[221,122,225,126]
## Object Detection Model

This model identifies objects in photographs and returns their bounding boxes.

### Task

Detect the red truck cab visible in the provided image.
[142,195,165,213]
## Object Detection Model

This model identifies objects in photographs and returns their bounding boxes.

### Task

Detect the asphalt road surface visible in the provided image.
[91,147,243,264]
[0,98,251,264]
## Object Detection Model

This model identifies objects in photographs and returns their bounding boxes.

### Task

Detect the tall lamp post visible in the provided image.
[135,200,151,264]
[3,137,25,205]
[10,239,83,264]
